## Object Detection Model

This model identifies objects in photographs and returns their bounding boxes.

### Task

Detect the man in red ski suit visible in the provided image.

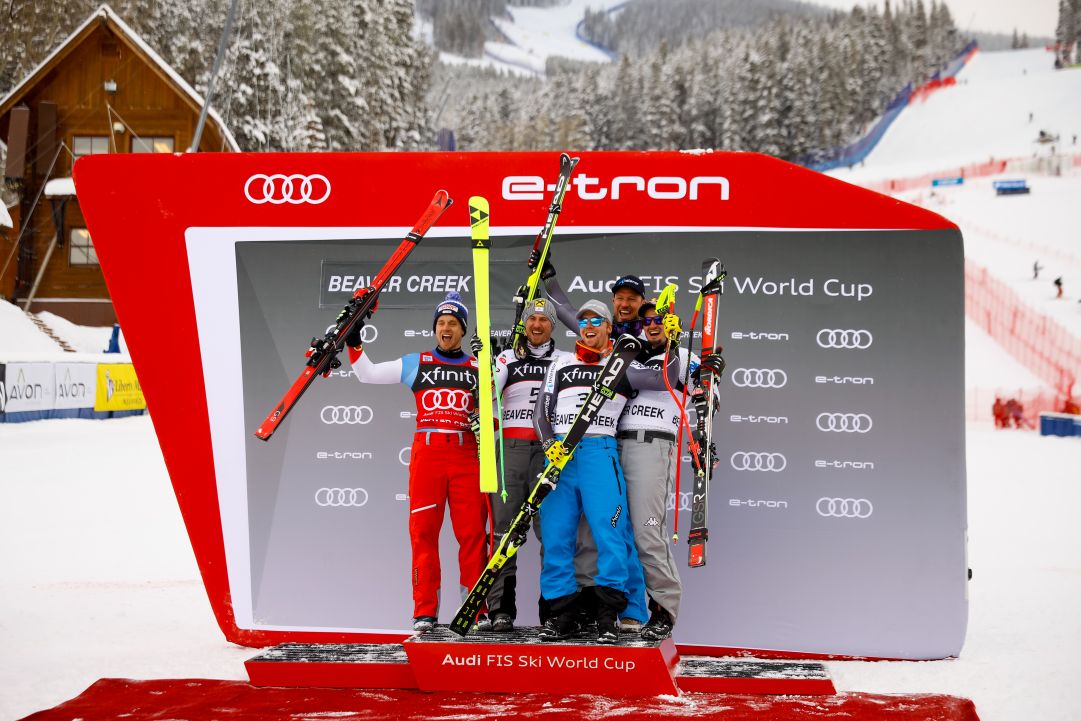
[347,291,488,633]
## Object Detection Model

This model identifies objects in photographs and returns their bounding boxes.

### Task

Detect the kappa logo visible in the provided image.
[643,516,660,527]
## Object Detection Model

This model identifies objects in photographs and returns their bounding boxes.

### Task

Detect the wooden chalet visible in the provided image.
[0,4,238,325]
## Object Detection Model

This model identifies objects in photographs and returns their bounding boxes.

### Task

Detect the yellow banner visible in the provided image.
[94,363,146,411]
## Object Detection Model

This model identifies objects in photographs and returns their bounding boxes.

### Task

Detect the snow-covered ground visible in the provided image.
[427,0,626,77]
[830,48,1081,184]
[2,415,1078,721]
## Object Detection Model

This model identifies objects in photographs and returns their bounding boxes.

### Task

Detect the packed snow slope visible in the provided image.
[429,0,626,77]
[830,48,1081,182]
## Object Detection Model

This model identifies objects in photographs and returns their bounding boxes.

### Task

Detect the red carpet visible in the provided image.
[19,678,980,720]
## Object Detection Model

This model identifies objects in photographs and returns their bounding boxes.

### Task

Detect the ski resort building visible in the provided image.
[0,4,238,325]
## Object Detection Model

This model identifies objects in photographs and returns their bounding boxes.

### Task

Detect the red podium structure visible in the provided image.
[245,628,835,697]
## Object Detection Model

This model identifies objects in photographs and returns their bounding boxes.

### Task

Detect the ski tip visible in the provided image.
[434,189,453,208]
[254,429,271,442]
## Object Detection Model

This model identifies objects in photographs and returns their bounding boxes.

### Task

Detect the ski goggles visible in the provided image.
[640,315,665,326]
[578,317,606,328]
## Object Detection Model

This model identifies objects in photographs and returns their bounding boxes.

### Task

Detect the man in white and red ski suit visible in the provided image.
[347,291,488,632]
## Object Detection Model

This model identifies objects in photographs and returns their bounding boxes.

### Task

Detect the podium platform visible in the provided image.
[245,627,836,697]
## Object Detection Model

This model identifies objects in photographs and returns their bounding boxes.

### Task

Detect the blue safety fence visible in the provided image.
[804,40,978,173]
[1039,412,1081,437]
[0,360,146,424]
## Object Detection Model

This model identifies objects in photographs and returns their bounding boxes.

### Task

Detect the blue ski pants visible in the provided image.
[539,435,646,612]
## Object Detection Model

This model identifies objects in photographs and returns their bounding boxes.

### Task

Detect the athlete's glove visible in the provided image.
[527,249,557,280]
[543,438,570,465]
[468,410,481,438]
[662,313,682,340]
[698,352,726,378]
[469,332,484,357]
[343,321,365,350]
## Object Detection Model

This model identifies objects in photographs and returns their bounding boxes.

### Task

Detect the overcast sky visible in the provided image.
[809,0,1059,38]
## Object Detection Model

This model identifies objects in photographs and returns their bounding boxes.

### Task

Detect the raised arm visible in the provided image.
[541,273,579,332]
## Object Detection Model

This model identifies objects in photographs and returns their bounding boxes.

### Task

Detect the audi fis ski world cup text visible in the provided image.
[440,653,637,672]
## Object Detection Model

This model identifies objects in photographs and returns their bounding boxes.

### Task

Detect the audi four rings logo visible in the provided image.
[816,412,873,433]
[399,447,411,466]
[730,452,787,472]
[732,368,788,388]
[421,389,471,412]
[816,497,873,518]
[320,405,374,424]
[315,487,369,507]
[244,173,331,204]
[816,329,873,349]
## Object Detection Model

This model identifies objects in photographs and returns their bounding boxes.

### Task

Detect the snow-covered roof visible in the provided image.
[0,4,239,153]
[44,178,77,198]
[0,202,12,229]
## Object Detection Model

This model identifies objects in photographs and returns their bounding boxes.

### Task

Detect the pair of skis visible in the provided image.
[654,266,725,568]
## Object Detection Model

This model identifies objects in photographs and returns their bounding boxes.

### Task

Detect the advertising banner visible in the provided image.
[94,363,146,411]
[74,151,968,660]
[53,363,98,410]
[1,362,54,414]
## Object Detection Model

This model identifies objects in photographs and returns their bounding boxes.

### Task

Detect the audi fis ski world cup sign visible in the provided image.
[73,150,968,660]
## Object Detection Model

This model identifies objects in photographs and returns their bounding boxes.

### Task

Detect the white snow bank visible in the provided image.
[0,299,64,354]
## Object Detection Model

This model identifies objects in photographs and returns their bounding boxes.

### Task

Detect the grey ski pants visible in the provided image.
[619,436,683,620]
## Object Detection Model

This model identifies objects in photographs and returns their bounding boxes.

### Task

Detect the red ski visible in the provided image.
[254,189,453,441]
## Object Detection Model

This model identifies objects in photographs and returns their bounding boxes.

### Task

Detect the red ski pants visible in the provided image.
[408,431,489,619]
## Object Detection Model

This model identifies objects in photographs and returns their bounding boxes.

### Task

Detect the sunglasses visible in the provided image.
[578,317,606,328]
[640,315,664,326]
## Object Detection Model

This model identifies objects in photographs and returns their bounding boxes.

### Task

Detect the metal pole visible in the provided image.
[190,0,241,152]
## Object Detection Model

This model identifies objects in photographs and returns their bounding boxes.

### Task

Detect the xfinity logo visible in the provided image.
[316,451,374,460]
[729,499,789,509]
[730,415,789,424]
[730,331,789,342]
[420,366,473,385]
[503,174,730,201]
[512,363,549,378]
[560,367,599,384]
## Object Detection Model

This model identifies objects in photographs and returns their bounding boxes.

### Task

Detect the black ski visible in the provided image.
[450,333,644,635]
[510,153,579,358]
